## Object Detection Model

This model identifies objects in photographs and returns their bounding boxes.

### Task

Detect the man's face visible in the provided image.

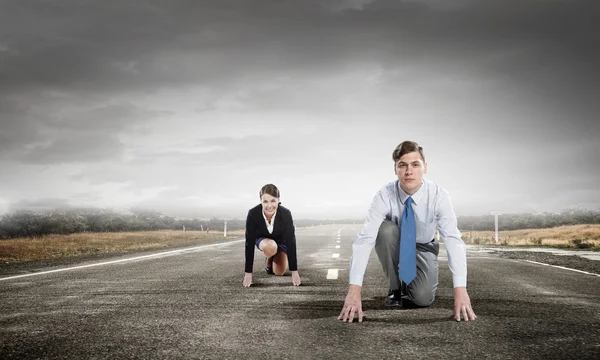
[261,193,279,216]
[394,151,427,195]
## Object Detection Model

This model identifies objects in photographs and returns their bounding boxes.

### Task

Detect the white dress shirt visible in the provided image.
[349,178,467,288]
[262,210,276,234]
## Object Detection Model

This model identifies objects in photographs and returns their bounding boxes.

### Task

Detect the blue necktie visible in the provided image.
[399,196,417,285]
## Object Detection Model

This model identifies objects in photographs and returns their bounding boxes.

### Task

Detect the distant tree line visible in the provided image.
[0,207,356,240]
[0,207,598,239]
[0,208,237,239]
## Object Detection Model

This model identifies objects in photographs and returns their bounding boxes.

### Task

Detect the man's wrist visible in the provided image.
[453,286,467,294]
[348,284,362,293]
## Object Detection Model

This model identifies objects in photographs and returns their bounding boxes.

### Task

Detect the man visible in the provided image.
[338,141,477,323]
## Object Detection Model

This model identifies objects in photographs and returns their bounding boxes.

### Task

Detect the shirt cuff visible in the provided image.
[348,246,372,287]
[349,273,364,287]
[452,276,467,288]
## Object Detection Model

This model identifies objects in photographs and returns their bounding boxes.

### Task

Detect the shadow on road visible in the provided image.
[251,298,455,324]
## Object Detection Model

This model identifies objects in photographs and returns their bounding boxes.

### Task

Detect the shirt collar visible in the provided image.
[397,179,425,206]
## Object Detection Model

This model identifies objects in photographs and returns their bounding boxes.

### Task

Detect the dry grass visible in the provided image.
[0,229,245,263]
[461,224,600,249]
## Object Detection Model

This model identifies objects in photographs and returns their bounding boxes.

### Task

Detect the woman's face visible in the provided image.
[261,193,279,216]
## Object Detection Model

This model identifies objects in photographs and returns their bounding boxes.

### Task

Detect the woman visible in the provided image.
[243,184,301,287]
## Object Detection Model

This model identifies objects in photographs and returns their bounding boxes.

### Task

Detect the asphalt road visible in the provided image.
[1,225,599,360]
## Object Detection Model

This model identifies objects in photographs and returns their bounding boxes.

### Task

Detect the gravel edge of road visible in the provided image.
[491,250,600,275]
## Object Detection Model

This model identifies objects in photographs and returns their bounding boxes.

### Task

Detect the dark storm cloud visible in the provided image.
[1,0,344,95]
[2,0,599,143]
[0,98,45,158]
[3,0,597,102]
[2,102,168,164]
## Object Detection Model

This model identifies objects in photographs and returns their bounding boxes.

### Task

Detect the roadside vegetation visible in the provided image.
[461,224,600,249]
[0,230,245,263]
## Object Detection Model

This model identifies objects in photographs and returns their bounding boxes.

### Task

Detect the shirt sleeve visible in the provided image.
[283,210,298,271]
[436,189,467,288]
[244,210,257,273]
[349,188,390,286]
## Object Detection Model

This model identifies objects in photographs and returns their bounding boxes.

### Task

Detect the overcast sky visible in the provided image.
[1,0,599,219]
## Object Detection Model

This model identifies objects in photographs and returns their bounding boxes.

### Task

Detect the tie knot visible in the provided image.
[406,197,413,206]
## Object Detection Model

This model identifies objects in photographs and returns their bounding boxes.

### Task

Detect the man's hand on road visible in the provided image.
[453,286,477,321]
[338,285,364,323]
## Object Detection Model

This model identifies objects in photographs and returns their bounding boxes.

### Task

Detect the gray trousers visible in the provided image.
[375,220,439,307]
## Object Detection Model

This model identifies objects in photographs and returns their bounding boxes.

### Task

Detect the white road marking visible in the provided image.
[335,245,340,249]
[326,269,339,279]
[332,253,340,258]
[0,239,245,282]
[336,240,340,243]
[524,260,600,277]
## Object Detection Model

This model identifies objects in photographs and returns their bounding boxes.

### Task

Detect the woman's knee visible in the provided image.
[261,238,277,248]
[260,239,278,255]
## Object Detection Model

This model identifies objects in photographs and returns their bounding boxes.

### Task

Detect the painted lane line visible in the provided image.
[326,269,339,280]
[336,240,340,243]
[335,245,340,249]
[0,239,245,282]
[524,260,600,278]
[332,253,340,258]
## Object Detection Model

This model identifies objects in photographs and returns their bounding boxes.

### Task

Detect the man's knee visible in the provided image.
[376,220,399,246]
[408,287,436,307]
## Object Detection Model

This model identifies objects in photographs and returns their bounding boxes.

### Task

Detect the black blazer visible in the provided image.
[244,204,298,273]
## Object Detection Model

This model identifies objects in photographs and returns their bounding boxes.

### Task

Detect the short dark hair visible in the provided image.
[392,141,425,163]
[259,184,280,199]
